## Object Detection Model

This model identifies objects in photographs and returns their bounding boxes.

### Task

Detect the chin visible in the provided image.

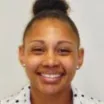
[37,81,70,96]
[39,85,63,95]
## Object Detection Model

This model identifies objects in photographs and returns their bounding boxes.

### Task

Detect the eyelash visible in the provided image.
[31,48,45,55]
[31,48,71,55]
[57,49,71,55]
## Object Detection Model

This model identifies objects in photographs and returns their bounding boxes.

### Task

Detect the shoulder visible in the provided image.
[72,86,104,104]
[0,84,30,104]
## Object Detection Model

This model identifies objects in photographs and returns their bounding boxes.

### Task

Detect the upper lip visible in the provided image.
[36,68,66,75]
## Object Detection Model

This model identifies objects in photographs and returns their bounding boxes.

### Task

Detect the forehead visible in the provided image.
[25,18,78,45]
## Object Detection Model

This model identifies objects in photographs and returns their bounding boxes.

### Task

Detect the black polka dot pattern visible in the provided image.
[0,84,103,104]
[6,99,9,102]
[81,94,84,97]
[15,99,19,103]
[74,94,77,97]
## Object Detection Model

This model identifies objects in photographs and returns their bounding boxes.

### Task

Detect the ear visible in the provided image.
[18,45,25,65]
[77,48,84,68]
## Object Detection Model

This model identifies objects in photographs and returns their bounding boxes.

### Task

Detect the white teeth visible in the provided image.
[41,74,61,78]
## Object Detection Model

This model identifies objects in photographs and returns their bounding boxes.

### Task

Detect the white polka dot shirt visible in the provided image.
[0,84,104,104]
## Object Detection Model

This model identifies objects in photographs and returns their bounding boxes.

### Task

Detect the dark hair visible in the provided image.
[23,0,80,46]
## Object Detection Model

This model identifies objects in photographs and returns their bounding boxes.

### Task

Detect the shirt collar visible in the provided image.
[12,84,82,104]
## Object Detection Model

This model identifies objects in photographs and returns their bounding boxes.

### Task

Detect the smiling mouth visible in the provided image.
[36,72,65,83]
[41,73,64,78]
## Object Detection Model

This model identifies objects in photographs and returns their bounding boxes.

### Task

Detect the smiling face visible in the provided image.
[19,18,84,95]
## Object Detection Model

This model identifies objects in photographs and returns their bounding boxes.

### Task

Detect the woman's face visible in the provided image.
[19,18,84,95]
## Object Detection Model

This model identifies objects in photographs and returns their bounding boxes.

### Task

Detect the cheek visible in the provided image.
[25,55,42,72]
[60,55,78,72]
[59,55,78,84]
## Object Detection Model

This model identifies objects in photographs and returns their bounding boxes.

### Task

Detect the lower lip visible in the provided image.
[38,74,64,84]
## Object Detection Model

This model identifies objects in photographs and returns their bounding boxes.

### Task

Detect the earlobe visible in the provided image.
[78,48,84,68]
[18,45,25,65]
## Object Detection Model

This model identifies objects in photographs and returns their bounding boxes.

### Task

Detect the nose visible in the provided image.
[42,51,60,68]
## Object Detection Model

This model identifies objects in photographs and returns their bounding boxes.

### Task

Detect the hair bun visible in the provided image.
[33,0,69,16]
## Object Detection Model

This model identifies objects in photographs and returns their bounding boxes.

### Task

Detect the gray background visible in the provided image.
[0,0,104,101]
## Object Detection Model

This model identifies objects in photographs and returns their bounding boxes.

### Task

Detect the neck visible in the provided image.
[30,86,73,104]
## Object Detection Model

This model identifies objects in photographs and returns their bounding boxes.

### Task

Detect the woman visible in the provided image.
[0,0,103,104]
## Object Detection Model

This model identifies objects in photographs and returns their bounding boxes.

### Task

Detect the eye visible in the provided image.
[31,47,45,55]
[57,48,71,56]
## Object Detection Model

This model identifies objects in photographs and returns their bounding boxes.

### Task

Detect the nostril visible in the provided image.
[42,62,60,68]
[42,65,60,70]
[42,57,60,67]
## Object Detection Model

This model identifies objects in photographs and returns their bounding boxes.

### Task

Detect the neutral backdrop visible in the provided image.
[0,0,104,101]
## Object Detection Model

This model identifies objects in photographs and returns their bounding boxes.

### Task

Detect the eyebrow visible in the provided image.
[28,40,45,44]
[28,40,73,45]
[57,41,73,45]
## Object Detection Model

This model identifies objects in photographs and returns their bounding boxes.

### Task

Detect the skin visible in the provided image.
[19,18,84,104]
